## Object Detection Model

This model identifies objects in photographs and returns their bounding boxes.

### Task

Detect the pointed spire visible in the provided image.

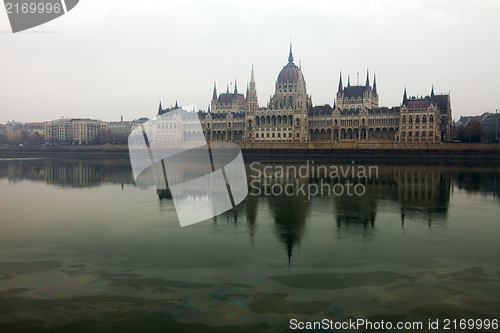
[297,65,305,95]
[174,100,178,109]
[403,87,407,105]
[288,40,294,63]
[338,71,343,93]
[246,83,249,98]
[365,69,370,88]
[373,73,377,95]
[234,79,238,95]
[212,81,217,100]
[226,84,229,94]
[158,101,162,112]
[248,65,258,108]
[431,85,435,97]
[347,74,351,87]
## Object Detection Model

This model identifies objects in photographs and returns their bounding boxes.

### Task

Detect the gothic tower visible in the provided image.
[245,65,259,141]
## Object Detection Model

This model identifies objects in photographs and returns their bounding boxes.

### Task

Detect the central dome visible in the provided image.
[277,45,300,84]
[278,63,299,84]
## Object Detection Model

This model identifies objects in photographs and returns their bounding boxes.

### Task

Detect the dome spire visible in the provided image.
[288,40,293,63]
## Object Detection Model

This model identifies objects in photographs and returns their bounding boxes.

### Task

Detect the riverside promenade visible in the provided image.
[1,141,500,161]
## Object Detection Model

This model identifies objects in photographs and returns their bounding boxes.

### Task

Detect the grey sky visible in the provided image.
[1,0,499,124]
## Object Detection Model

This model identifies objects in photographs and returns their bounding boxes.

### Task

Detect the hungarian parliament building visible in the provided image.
[159,45,452,144]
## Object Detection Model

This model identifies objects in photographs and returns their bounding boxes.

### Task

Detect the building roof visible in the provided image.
[434,94,449,110]
[217,93,246,105]
[309,105,333,116]
[342,86,368,99]
[407,99,431,109]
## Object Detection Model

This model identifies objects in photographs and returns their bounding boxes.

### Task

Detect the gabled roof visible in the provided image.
[343,86,366,98]
[217,93,246,105]
[407,99,431,109]
[434,94,449,110]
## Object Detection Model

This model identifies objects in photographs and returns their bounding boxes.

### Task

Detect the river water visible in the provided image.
[0,157,499,332]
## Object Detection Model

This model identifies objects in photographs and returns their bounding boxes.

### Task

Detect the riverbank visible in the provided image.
[1,142,500,161]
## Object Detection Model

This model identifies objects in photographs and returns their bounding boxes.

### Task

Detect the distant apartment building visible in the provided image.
[45,118,107,144]
[107,118,149,139]
[480,111,500,139]
[24,122,46,136]
[107,121,132,137]
[0,124,14,140]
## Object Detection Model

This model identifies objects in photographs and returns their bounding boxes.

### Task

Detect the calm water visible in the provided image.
[0,157,499,332]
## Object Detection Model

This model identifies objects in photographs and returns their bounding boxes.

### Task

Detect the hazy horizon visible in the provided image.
[1,0,499,124]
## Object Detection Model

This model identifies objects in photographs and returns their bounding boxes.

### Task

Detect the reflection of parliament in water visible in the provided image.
[221,164,452,263]
[0,159,489,264]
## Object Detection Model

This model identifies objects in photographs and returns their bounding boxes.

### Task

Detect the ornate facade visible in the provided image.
[159,45,452,144]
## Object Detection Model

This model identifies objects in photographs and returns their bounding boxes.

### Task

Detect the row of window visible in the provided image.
[254,132,300,138]
[401,115,434,124]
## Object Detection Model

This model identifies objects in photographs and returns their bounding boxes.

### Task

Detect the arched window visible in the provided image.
[430,115,434,123]
[296,118,300,126]
[289,96,293,108]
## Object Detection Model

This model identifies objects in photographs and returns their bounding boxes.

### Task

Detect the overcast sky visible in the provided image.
[1,0,499,124]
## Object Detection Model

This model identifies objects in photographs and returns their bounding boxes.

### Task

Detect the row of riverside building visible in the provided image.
[0,118,149,145]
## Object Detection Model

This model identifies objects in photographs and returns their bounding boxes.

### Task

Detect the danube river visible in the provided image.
[0,157,499,332]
